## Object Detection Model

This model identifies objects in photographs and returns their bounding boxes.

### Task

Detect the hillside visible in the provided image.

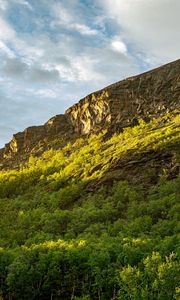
[0,59,180,170]
[0,60,180,300]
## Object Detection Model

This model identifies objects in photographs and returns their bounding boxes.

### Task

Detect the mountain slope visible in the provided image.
[0,59,180,170]
[0,60,179,300]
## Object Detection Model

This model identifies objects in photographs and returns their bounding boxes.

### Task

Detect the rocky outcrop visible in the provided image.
[66,90,111,134]
[2,115,73,160]
[0,59,180,165]
[65,59,180,134]
[45,114,72,134]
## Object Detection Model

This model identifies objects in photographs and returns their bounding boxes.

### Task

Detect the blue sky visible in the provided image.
[0,0,179,147]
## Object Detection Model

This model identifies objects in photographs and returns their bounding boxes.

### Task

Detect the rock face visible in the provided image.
[2,115,73,160]
[0,59,180,163]
[66,59,180,134]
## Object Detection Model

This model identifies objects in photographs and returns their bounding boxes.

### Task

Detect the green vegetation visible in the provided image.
[0,113,180,299]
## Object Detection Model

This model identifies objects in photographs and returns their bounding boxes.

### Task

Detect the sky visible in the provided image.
[0,0,179,147]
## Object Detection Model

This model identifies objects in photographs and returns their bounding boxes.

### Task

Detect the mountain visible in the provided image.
[0,59,180,170]
[0,60,179,300]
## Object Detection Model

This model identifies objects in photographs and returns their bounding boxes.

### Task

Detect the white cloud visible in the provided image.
[0,0,8,11]
[11,37,45,64]
[71,23,98,36]
[0,40,15,57]
[51,1,72,24]
[55,63,75,82]
[72,56,104,81]
[50,1,98,36]
[0,17,15,40]
[34,88,58,99]
[13,0,33,11]
[30,66,60,82]
[0,0,135,87]
[100,0,180,64]
[111,38,127,55]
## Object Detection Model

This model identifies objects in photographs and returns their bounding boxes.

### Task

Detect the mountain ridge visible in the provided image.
[0,58,180,169]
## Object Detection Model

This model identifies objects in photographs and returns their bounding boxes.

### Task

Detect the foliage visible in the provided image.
[0,113,179,299]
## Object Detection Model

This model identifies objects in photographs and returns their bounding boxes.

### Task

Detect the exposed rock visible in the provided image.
[65,59,180,134]
[45,114,73,134]
[0,59,179,168]
[2,114,73,160]
[66,91,111,134]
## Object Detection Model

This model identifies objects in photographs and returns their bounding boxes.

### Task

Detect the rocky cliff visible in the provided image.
[66,59,180,134]
[0,59,180,168]
[2,115,72,159]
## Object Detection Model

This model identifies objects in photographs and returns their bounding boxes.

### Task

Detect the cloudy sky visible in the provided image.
[0,0,179,147]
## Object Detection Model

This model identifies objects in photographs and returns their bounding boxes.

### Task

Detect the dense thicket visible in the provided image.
[0,113,180,299]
